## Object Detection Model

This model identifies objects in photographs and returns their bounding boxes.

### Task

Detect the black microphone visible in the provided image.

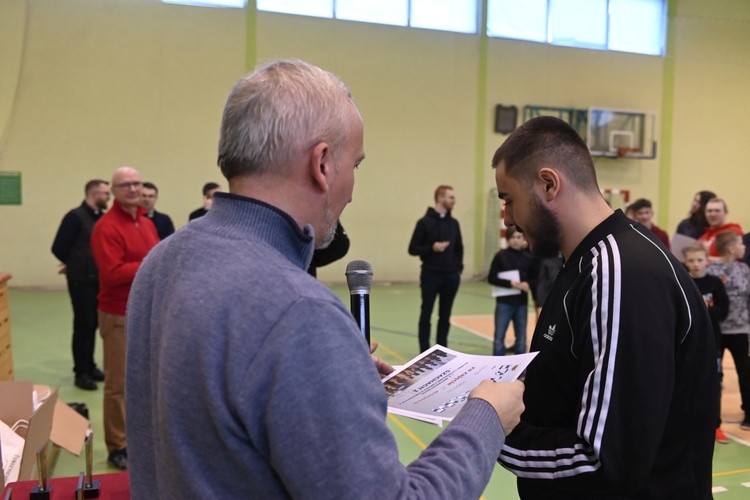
[345,260,372,345]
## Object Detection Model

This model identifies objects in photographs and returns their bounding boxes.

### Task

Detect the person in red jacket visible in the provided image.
[699,198,743,257]
[91,166,159,471]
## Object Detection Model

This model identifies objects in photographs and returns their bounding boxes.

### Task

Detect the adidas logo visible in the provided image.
[543,324,556,342]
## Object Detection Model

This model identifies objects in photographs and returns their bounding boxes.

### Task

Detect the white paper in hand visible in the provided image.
[491,269,522,297]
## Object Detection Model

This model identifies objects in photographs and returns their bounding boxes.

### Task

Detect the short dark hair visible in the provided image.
[491,116,598,192]
[629,198,652,212]
[202,182,220,196]
[85,179,108,194]
[142,182,158,193]
[434,185,453,203]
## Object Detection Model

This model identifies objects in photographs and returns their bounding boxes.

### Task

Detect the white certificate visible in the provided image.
[491,269,521,297]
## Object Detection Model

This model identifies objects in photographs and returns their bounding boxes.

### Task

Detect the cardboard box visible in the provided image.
[0,381,89,483]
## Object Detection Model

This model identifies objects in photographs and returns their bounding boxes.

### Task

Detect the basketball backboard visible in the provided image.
[586,108,657,159]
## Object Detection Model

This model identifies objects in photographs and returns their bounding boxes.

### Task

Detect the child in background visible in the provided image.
[488,226,533,355]
[684,243,729,443]
[707,231,750,431]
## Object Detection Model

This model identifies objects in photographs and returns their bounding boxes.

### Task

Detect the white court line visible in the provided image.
[712,486,728,493]
[449,315,493,341]
[726,432,750,448]
[742,482,750,488]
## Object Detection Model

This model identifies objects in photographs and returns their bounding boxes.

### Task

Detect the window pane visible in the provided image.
[609,0,666,56]
[549,0,606,48]
[335,0,407,26]
[487,0,547,42]
[411,0,477,34]
[164,0,246,7]
[256,0,332,18]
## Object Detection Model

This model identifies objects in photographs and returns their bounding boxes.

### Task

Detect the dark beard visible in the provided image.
[518,194,562,258]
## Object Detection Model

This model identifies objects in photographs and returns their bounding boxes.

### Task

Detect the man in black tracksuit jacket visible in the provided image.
[492,116,717,499]
[52,179,111,390]
[408,185,463,352]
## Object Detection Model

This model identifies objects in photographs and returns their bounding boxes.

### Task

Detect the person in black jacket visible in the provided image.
[188,182,221,221]
[683,242,730,443]
[307,220,350,278]
[529,251,563,316]
[494,116,717,499]
[408,185,463,352]
[488,226,533,355]
[140,182,175,240]
[52,179,110,390]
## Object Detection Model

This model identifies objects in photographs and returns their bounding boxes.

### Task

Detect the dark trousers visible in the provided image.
[67,278,99,375]
[721,334,750,418]
[418,271,460,352]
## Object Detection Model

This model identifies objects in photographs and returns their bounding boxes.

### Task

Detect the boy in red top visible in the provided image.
[91,166,159,470]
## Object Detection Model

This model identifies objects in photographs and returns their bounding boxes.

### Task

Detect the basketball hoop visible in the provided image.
[616,147,642,158]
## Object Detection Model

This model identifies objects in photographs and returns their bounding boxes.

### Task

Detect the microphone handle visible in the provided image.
[350,292,370,345]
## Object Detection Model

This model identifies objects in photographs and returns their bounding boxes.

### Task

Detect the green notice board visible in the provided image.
[0,172,21,205]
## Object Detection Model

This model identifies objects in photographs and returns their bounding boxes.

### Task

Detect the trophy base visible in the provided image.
[30,484,53,499]
[76,473,101,498]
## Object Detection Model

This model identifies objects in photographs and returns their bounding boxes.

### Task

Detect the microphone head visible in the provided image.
[345,260,373,293]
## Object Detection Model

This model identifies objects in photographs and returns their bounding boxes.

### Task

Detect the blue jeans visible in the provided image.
[493,302,528,356]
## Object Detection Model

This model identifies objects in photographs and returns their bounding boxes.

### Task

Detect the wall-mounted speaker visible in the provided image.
[494,105,518,134]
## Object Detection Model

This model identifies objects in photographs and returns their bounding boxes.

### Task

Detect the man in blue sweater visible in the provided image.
[126,59,524,499]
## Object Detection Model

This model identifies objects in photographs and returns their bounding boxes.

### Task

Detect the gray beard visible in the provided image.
[317,208,337,250]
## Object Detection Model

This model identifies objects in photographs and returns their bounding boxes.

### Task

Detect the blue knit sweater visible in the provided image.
[126,193,505,499]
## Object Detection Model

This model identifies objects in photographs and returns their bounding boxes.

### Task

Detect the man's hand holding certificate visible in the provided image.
[382,345,537,427]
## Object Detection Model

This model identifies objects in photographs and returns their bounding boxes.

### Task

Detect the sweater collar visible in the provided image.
[202,193,315,271]
[110,199,146,220]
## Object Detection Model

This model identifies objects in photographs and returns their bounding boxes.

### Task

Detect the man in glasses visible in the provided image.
[52,179,111,391]
[91,166,159,471]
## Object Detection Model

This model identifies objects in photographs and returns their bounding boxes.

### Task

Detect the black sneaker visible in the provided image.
[108,449,128,470]
[741,419,750,431]
[74,374,97,391]
[90,368,105,382]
